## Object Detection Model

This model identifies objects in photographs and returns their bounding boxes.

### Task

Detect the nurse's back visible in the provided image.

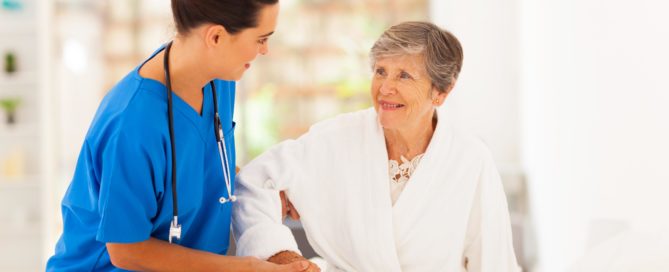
[47,64,168,271]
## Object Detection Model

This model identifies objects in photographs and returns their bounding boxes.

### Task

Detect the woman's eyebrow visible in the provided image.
[258,31,274,38]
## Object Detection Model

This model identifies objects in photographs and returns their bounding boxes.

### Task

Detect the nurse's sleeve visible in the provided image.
[463,155,522,272]
[96,129,161,243]
[233,138,308,260]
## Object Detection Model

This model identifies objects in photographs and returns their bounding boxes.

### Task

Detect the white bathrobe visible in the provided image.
[233,108,520,272]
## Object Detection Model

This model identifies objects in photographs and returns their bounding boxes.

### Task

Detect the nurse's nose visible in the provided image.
[259,42,269,55]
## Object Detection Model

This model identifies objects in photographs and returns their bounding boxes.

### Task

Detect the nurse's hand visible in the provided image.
[280,191,301,220]
[268,251,321,272]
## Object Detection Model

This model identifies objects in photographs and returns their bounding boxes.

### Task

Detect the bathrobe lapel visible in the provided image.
[357,110,403,271]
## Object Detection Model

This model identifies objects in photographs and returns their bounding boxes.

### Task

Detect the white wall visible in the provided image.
[433,0,669,271]
[520,0,669,271]
[430,0,530,266]
[430,0,521,168]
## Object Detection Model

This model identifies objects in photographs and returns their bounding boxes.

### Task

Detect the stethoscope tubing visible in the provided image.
[163,41,234,243]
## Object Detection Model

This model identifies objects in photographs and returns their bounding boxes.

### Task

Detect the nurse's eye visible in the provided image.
[257,38,268,45]
[375,68,386,77]
[399,71,413,80]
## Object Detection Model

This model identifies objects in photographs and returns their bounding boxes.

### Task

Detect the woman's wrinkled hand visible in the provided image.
[268,251,321,272]
[245,256,311,272]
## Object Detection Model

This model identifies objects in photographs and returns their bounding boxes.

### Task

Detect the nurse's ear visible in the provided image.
[203,24,230,48]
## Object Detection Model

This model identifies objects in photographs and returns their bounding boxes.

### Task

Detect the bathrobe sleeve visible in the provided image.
[463,154,522,272]
[232,138,309,260]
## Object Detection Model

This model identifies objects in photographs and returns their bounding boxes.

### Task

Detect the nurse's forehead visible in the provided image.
[255,3,278,33]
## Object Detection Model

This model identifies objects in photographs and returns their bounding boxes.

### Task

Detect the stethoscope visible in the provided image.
[163,41,236,244]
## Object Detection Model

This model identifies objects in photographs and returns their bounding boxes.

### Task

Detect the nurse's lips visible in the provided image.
[245,63,251,69]
[379,100,405,111]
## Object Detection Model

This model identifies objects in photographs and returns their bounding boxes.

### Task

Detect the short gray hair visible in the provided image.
[370,21,463,93]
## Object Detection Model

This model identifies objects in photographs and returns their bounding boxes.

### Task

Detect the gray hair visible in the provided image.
[370,21,464,93]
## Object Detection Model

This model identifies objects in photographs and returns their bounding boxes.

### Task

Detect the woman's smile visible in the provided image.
[379,100,406,111]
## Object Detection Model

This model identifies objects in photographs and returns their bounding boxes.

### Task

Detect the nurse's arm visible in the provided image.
[106,238,310,272]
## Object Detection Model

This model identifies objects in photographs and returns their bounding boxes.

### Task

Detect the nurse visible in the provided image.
[46,0,312,271]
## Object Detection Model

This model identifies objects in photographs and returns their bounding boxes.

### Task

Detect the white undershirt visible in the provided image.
[388,154,425,205]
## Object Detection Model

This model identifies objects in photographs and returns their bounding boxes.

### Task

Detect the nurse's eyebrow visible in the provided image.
[259,31,274,38]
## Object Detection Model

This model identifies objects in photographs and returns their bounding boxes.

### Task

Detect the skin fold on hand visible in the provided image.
[268,251,320,272]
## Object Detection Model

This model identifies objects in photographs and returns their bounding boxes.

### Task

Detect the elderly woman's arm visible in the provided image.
[232,139,309,261]
[463,155,522,272]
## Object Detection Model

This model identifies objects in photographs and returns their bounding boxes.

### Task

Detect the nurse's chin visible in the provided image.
[229,69,250,81]
[216,73,244,82]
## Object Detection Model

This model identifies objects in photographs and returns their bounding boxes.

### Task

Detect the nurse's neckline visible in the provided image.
[138,40,210,115]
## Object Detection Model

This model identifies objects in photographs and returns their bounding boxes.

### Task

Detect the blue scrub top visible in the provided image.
[47,45,237,271]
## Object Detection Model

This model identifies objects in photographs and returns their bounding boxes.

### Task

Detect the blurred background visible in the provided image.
[1,0,668,271]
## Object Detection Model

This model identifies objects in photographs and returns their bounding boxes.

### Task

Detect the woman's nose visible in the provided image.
[379,80,397,95]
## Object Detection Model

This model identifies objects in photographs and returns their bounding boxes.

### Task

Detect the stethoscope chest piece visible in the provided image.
[219,195,237,204]
[169,216,181,243]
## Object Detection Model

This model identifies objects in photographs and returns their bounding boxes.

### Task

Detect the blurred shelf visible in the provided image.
[0,221,42,238]
[0,234,42,272]
[2,1,49,271]
[0,123,40,138]
[0,71,39,88]
[0,176,39,189]
[0,20,37,34]
[0,86,39,97]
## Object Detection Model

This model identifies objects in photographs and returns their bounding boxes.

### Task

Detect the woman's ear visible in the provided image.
[432,81,455,106]
[203,24,229,48]
[432,90,448,106]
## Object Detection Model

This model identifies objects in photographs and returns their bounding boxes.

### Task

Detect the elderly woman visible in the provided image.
[233,22,520,272]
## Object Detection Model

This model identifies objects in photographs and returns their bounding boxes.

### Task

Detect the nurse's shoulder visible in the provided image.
[85,69,168,152]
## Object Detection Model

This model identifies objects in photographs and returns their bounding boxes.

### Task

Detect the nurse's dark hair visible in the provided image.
[171,0,278,35]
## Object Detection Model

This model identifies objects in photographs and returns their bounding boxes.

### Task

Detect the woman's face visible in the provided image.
[371,54,445,130]
[211,3,279,81]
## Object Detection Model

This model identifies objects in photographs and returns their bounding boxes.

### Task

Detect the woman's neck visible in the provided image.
[139,37,211,114]
[384,112,437,161]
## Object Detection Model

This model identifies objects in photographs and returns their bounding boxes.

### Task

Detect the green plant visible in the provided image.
[4,52,17,74]
[0,98,21,124]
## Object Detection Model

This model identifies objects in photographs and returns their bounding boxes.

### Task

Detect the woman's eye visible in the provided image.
[375,68,386,76]
[399,71,413,79]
